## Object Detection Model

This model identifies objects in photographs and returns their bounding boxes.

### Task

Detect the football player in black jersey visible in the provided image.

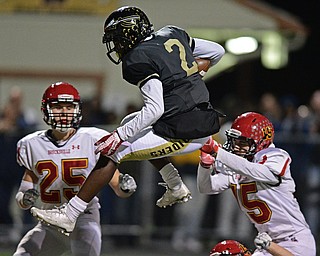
[30,6,225,235]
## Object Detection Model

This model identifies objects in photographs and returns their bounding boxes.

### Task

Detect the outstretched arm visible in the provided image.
[95,79,164,156]
[116,79,164,141]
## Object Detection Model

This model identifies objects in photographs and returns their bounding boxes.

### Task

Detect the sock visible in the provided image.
[66,196,88,222]
[159,163,182,190]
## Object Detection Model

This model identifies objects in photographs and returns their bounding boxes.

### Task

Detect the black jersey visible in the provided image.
[122,25,221,139]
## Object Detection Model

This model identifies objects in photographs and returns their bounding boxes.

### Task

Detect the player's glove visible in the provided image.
[119,173,137,194]
[95,130,123,156]
[200,137,221,157]
[22,189,39,207]
[254,232,272,250]
[199,151,215,169]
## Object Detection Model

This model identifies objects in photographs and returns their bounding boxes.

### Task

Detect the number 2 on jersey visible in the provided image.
[164,39,198,76]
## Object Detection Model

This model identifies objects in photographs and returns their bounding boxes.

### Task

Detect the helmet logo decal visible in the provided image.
[58,94,74,102]
[239,242,248,252]
[262,126,273,140]
[121,15,140,28]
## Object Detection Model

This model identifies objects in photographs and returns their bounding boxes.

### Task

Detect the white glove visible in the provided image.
[254,232,272,250]
[119,174,137,194]
[22,189,39,207]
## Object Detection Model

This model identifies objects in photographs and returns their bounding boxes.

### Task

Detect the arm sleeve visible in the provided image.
[193,38,225,66]
[197,164,230,194]
[17,139,30,169]
[216,148,280,184]
[116,79,164,140]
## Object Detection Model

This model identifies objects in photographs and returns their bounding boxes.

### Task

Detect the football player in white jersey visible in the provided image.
[197,112,316,256]
[13,82,137,256]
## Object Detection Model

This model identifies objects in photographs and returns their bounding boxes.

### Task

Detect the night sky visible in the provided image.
[208,0,320,108]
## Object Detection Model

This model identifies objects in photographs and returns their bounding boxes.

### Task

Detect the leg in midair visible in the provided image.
[150,158,191,208]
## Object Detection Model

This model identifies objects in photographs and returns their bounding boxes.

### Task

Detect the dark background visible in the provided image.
[208,0,320,108]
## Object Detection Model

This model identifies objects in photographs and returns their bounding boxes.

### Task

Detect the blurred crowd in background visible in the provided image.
[0,86,319,254]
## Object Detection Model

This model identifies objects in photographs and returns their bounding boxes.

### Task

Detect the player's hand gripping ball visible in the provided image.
[196,58,211,77]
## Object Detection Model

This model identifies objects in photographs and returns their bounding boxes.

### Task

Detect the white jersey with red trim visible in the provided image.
[16,127,109,210]
[198,144,311,240]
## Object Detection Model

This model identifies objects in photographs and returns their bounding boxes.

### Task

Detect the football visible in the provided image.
[195,58,211,77]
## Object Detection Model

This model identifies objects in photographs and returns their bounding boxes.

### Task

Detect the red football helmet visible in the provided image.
[210,240,251,256]
[223,112,274,159]
[41,82,82,132]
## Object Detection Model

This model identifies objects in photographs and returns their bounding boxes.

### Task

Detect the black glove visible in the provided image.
[23,189,39,207]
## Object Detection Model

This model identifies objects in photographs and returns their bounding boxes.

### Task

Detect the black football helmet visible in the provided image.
[102,6,154,64]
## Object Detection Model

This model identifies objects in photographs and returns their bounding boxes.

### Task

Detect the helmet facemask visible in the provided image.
[103,20,134,65]
[41,82,82,133]
[43,101,82,133]
[223,128,257,160]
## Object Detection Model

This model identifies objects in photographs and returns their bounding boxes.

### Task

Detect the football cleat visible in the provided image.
[156,182,192,208]
[30,204,75,236]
